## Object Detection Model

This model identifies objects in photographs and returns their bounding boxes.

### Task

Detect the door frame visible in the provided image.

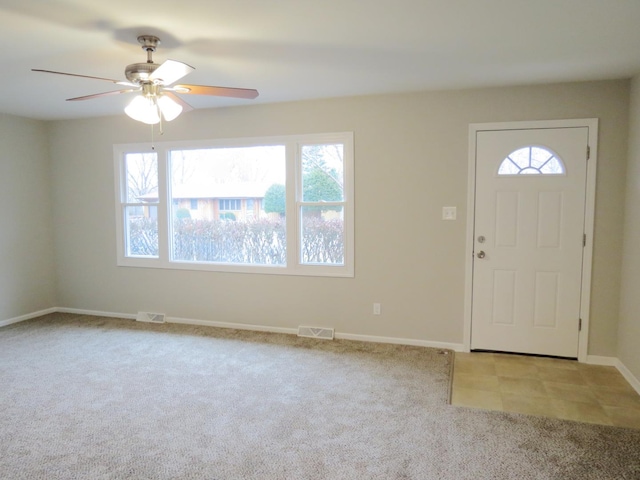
[463,118,599,362]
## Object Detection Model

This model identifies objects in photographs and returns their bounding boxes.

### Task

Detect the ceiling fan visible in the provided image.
[32,35,259,125]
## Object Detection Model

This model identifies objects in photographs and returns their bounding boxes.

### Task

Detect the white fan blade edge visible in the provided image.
[150,60,194,85]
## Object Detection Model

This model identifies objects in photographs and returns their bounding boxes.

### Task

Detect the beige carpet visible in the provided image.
[0,313,639,479]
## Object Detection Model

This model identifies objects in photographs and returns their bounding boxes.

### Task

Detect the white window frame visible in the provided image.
[114,132,354,277]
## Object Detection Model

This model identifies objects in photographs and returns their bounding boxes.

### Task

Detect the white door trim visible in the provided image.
[463,118,598,362]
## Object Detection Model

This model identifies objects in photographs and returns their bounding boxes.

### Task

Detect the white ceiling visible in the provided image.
[1,0,639,120]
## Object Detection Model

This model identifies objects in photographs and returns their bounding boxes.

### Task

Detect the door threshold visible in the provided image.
[471,349,578,361]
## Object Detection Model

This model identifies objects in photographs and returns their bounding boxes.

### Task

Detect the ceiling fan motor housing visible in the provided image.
[125,62,160,84]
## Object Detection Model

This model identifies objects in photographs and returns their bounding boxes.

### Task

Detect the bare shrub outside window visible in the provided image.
[172,217,286,264]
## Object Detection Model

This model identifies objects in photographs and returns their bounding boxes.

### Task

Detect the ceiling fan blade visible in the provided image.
[67,89,138,102]
[32,69,136,87]
[150,60,194,85]
[173,84,259,99]
[163,91,194,113]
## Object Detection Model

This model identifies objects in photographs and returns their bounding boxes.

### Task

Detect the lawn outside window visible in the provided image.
[114,132,354,277]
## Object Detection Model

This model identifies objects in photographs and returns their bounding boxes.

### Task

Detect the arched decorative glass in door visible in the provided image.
[498,146,565,175]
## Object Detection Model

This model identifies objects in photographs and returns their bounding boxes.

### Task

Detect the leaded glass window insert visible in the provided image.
[498,146,565,175]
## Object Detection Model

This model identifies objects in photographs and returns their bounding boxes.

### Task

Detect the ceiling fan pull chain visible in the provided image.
[157,100,164,136]
[150,122,155,150]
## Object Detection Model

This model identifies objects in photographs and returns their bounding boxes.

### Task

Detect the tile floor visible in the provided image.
[451,351,640,429]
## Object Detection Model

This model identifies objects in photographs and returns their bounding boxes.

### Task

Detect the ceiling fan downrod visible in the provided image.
[137,35,160,64]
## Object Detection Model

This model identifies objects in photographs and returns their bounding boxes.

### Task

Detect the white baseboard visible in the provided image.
[168,316,466,351]
[8,308,633,377]
[167,316,298,335]
[7,306,464,352]
[56,307,137,320]
[52,307,465,349]
[0,307,57,328]
[335,331,465,351]
[615,359,640,395]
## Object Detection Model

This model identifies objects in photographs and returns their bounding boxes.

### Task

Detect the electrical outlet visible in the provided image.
[373,303,381,315]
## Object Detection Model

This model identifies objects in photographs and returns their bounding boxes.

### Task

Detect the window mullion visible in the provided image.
[157,147,170,263]
[286,141,299,268]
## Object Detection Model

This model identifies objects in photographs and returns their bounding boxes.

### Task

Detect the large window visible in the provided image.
[114,133,354,277]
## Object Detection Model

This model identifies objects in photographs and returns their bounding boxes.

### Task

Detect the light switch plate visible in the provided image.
[442,206,457,220]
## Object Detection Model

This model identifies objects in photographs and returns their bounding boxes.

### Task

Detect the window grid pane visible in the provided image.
[300,205,344,265]
[125,205,158,257]
[125,153,158,203]
[301,144,344,202]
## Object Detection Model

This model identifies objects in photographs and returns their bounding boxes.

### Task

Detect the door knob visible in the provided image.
[476,250,486,259]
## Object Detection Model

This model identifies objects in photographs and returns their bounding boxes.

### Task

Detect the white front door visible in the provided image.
[471,126,589,358]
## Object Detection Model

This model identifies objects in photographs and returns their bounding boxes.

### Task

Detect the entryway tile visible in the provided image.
[579,368,631,389]
[543,381,598,404]
[454,359,497,376]
[498,377,547,398]
[536,366,587,385]
[451,387,503,411]
[453,372,500,392]
[451,352,640,429]
[591,386,640,408]
[494,361,538,379]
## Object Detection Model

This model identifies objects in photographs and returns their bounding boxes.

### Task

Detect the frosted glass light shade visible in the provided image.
[125,95,160,125]
[157,95,182,121]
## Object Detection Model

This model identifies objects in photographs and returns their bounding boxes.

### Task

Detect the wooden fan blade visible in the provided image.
[32,69,136,87]
[173,84,259,99]
[163,92,194,113]
[67,89,138,101]
[150,60,194,85]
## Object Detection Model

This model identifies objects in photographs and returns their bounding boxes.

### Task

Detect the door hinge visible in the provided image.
[583,234,587,247]
[579,318,582,331]
[587,145,590,160]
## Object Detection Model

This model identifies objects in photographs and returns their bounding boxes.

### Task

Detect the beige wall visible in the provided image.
[48,80,629,354]
[0,114,56,320]
[618,75,640,379]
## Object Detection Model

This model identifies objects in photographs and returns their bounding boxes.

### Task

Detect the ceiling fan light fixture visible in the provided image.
[125,94,161,125]
[33,34,259,128]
